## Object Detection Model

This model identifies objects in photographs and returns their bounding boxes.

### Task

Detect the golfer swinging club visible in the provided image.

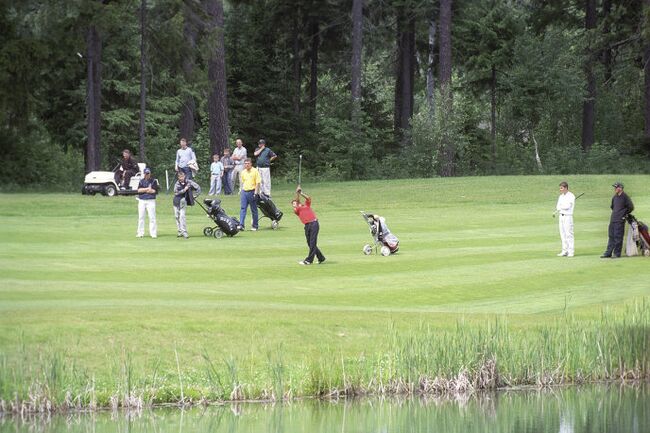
[292,185,326,265]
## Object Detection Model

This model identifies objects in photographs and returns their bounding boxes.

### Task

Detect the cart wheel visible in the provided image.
[213,229,224,239]
[203,227,213,237]
[271,220,279,230]
[644,249,650,257]
[380,246,391,257]
[104,184,117,197]
[363,244,373,255]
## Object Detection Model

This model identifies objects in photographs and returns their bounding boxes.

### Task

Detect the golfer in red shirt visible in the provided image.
[292,185,326,265]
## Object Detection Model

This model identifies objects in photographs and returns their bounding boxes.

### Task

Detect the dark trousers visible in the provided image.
[304,220,325,263]
[605,221,625,257]
[223,169,233,194]
[115,169,137,188]
[239,190,258,229]
[179,166,193,180]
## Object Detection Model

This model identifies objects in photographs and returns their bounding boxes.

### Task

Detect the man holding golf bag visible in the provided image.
[601,182,634,258]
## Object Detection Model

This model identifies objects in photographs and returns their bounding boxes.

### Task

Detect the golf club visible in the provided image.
[298,154,303,185]
[553,192,585,218]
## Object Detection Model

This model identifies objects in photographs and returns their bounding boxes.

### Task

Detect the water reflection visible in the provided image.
[1,384,647,433]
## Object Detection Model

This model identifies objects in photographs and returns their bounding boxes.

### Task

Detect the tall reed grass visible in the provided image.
[1,301,648,413]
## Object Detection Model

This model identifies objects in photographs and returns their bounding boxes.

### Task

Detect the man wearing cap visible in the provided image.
[556,181,575,257]
[136,168,159,238]
[253,139,277,197]
[239,158,261,231]
[601,182,634,258]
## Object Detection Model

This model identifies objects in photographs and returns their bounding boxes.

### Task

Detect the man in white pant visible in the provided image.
[231,138,247,192]
[136,168,159,238]
[253,138,277,197]
[556,181,575,257]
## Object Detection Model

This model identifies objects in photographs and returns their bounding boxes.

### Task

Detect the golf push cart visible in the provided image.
[82,163,147,197]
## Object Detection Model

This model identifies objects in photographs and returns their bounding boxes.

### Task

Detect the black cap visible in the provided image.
[612,182,624,188]
[258,139,266,145]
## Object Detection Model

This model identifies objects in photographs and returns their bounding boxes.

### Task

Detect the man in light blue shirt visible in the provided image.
[175,138,197,180]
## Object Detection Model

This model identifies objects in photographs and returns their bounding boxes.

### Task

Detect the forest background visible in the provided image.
[1,0,650,190]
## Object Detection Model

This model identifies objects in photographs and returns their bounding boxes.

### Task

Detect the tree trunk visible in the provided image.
[205,0,229,157]
[438,0,452,91]
[491,64,497,170]
[309,15,319,123]
[292,12,302,117]
[642,0,650,145]
[531,129,543,173]
[351,0,363,125]
[393,7,415,146]
[438,0,454,176]
[581,0,596,152]
[426,19,436,113]
[179,1,198,142]
[85,23,102,173]
[138,0,147,162]
[602,0,612,85]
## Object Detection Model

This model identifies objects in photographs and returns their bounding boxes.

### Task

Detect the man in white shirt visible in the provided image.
[231,138,247,192]
[556,181,576,257]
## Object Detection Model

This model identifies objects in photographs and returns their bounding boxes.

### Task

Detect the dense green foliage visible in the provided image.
[0,176,649,407]
[1,0,649,189]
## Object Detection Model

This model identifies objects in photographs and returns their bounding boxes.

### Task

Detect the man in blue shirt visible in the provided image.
[175,138,197,180]
[136,168,159,238]
[253,138,277,197]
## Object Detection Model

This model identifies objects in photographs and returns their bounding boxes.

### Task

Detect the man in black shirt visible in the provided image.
[601,182,634,258]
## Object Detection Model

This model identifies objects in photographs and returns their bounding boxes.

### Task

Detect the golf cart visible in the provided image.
[82,163,147,197]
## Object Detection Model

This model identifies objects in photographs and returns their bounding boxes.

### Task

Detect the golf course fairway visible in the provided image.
[1,175,648,408]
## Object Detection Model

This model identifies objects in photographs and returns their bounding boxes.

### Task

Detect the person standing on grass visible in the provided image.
[292,185,326,265]
[173,171,201,239]
[175,138,197,180]
[556,181,575,257]
[221,148,234,195]
[253,139,277,197]
[136,168,159,238]
[601,182,634,258]
[239,158,260,231]
[231,138,247,192]
[208,154,224,196]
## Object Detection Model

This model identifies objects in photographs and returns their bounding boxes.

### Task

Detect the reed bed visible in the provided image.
[1,301,647,414]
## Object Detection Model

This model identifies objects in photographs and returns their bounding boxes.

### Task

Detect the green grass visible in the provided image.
[0,175,649,409]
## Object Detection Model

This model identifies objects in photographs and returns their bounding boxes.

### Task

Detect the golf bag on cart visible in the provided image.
[361,212,399,256]
[626,214,650,257]
[199,199,242,238]
[257,192,283,229]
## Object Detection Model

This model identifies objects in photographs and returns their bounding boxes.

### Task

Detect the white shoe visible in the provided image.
[557,251,567,257]
[136,235,144,238]
[250,227,257,231]
[567,253,574,257]
[298,260,311,265]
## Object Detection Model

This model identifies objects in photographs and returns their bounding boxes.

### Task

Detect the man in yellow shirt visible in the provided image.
[239,158,261,231]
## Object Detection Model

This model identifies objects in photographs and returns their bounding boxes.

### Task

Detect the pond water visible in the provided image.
[1,384,648,433]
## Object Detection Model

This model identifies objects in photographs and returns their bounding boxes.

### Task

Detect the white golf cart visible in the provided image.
[82,163,147,197]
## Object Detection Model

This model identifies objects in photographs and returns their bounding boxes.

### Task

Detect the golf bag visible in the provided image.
[257,192,283,229]
[361,212,399,256]
[199,199,242,238]
[626,214,650,257]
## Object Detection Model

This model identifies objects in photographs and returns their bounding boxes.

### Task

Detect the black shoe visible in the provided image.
[600,254,611,258]
[611,255,620,259]
[318,257,326,264]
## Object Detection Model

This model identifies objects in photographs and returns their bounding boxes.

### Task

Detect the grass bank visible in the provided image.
[1,175,649,412]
